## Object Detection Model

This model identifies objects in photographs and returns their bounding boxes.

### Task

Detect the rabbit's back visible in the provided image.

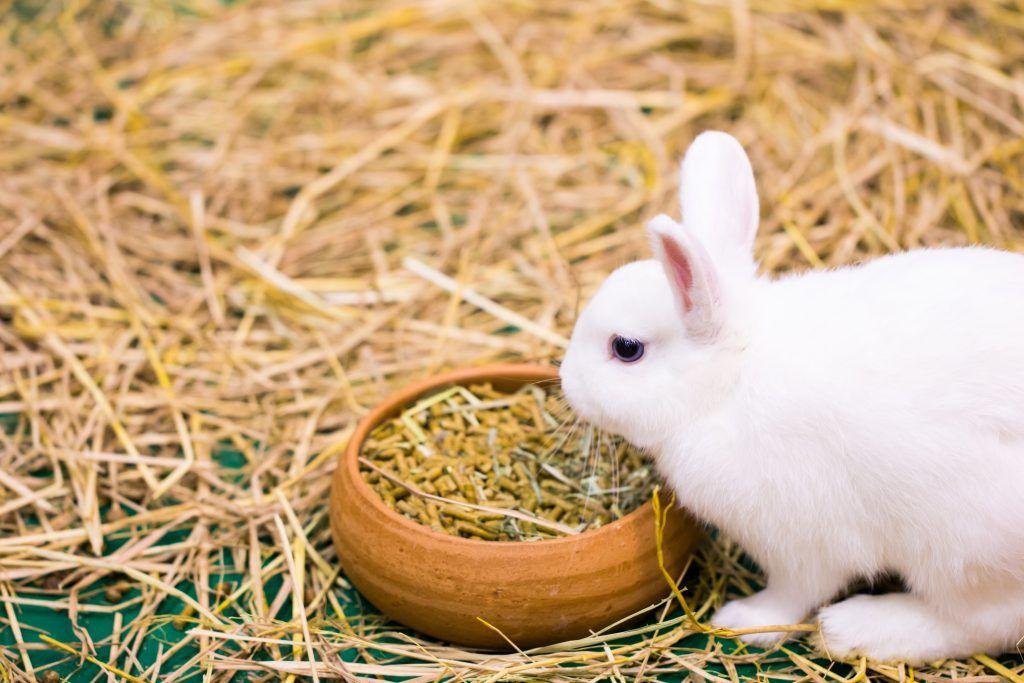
[753,246,1024,425]
[724,246,1024,586]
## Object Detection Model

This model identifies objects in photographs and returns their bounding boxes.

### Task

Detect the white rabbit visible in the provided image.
[559,131,1024,663]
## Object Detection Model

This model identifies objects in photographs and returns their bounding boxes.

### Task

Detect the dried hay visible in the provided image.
[1,0,1023,680]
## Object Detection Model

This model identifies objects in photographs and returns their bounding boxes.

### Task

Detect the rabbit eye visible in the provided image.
[611,336,645,363]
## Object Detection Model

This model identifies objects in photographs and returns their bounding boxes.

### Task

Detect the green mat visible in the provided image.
[2,414,1021,681]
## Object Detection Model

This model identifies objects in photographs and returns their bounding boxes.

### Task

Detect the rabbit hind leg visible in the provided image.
[817,590,1024,664]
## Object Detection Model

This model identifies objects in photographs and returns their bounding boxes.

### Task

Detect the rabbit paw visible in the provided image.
[817,594,961,664]
[711,591,806,647]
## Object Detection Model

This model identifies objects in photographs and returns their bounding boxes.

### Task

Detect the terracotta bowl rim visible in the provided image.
[342,362,659,549]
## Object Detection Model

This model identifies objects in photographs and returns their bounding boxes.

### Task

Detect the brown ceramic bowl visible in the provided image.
[329,363,701,649]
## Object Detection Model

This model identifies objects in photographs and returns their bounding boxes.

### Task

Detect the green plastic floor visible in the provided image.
[2,414,1021,681]
[0,577,770,681]
[5,525,1024,682]
[0,436,782,682]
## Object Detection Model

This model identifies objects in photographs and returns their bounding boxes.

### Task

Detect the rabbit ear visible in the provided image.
[648,214,721,341]
[679,131,759,272]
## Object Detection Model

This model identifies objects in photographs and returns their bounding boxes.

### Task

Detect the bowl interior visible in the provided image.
[345,363,659,548]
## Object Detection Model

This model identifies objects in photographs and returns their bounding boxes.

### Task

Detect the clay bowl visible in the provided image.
[329,363,701,650]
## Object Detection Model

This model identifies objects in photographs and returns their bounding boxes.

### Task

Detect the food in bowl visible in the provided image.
[358,381,656,541]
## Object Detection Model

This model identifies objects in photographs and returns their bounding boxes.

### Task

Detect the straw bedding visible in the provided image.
[1,0,1023,680]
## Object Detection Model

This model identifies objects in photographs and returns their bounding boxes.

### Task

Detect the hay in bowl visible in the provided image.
[358,380,656,542]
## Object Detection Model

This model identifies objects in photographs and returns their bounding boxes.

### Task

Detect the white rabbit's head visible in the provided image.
[559,131,760,449]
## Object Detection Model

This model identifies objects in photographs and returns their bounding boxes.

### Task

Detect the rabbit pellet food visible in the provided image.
[359,382,656,541]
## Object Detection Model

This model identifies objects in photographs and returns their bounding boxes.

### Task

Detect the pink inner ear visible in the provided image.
[659,234,694,312]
